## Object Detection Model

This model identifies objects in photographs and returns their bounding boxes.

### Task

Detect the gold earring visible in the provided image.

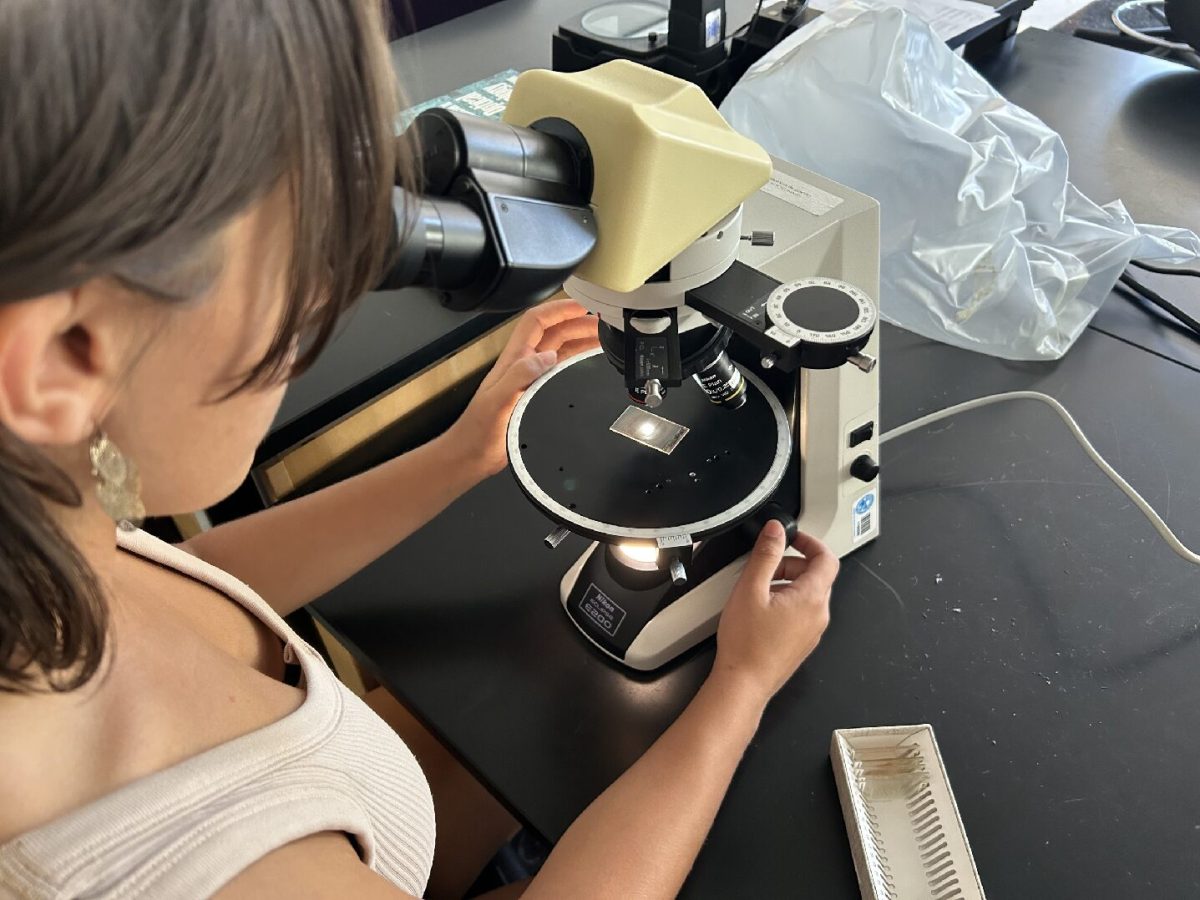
[89,430,145,531]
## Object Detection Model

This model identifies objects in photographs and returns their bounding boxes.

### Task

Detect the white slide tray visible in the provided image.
[830,725,986,900]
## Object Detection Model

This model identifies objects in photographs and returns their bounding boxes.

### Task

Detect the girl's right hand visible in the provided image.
[712,521,839,705]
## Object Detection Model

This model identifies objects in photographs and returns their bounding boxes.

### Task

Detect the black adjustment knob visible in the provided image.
[850,454,879,483]
[740,503,798,545]
[764,505,798,544]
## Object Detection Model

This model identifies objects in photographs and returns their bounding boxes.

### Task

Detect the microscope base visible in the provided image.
[560,541,750,671]
[561,510,878,671]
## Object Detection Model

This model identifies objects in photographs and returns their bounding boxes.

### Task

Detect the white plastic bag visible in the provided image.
[720,2,1200,360]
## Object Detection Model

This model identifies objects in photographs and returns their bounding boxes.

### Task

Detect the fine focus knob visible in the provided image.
[850,454,880,483]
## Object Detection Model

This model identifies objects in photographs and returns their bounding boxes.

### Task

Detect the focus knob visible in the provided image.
[850,454,879,483]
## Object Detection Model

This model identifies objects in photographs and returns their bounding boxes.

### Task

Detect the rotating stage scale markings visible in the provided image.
[507,349,792,551]
[756,277,878,373]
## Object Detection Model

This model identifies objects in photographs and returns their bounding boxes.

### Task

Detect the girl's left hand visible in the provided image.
[448,299,600,479]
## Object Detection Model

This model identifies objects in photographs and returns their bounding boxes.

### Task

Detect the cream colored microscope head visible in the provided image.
[503,60,772,312]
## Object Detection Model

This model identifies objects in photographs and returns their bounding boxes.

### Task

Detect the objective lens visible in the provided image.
[693,351,747,409]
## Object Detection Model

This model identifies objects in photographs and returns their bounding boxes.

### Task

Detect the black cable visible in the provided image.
[1118,270,1200,335]
[730,0,764,35]
[1113,282,1199,341]
[718,0,809,102]
[729,0,766,48]
[728,0,807,78]
[722,0,771,100]
[1130,258,1200,279]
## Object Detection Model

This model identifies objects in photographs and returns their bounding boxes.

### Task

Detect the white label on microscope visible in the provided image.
[762,171,844,217]
[705,9,723,47]
[656,533,692,549]
[579,583,626,638]
[853,490,877,543]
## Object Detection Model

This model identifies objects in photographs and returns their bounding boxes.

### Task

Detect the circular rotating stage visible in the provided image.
[507,348,792,543]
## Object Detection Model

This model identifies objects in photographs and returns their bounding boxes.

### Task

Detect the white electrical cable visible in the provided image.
[881,390,1200,567]
[1111,0,1194,51]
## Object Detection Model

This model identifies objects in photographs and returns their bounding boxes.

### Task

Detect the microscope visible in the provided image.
[386,61,880,671]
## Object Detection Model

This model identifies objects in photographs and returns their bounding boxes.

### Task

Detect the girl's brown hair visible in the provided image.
[0,0,411,691]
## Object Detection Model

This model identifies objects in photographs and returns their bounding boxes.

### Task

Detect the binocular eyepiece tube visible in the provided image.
[377,109,597,311]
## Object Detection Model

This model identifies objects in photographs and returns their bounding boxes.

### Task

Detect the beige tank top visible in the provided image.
[0,529,436,899]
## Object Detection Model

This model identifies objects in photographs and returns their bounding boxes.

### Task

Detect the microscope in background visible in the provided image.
[385,61,880,671]
[551,1,812,103]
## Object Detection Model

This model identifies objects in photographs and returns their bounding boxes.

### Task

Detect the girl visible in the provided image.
[0,1,838,897]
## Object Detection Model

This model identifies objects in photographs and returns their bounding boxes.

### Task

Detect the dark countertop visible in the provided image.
[316,320,1200,897]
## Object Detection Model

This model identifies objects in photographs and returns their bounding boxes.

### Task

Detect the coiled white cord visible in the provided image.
[881,391,1200,566]
[1111,0,1194,51]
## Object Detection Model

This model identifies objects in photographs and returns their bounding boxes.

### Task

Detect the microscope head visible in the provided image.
[503,61,772,407]
[380,61,806,409]
[503,60,771,294]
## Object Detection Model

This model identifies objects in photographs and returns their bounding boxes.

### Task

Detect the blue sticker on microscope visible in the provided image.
[853,490,877,542]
